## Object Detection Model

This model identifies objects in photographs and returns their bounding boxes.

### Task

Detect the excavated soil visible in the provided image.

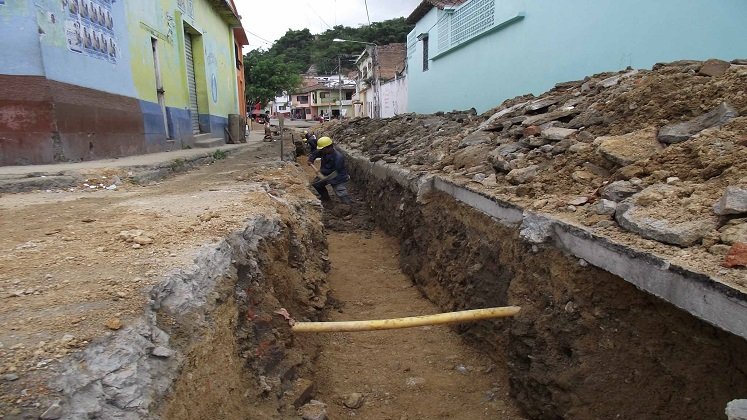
[320,59,747,287]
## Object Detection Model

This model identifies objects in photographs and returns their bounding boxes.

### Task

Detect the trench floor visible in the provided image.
[313,229,525,419]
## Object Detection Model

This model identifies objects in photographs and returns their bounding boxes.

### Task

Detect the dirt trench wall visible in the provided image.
[346,156,747,419]
[50,194,328,419]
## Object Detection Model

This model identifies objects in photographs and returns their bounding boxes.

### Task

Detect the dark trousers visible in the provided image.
[312,178,352,204]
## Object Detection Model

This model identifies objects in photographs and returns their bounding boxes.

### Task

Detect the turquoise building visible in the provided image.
[405,0,747,114]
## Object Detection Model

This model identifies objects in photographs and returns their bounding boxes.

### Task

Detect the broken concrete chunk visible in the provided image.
[720,219,747,245]
[713,186,747,215]
[593,199,618,215]
[698,59,731,77]
[600,181,643,202]
[459,130,493,148]
[615,187,719,247]
[298,400,328,420]
[658,102,739,144]
[597,127,662,166]
[520,212,555,244]
[726,399,747,420]
[541,127,577,141]
[506,165,540,185]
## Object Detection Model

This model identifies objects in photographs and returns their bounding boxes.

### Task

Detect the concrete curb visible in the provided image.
[342,147,747,340]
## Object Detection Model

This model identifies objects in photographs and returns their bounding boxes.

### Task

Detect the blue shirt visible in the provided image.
[319,148,349,185]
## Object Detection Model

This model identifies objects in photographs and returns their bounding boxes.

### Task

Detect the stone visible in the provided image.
[593,199,617,215]
[488,154,512,174]
[709,244,732,256]
[2,373,19,382]
[495,142,524,157]
[298,400,328,420]
[525,96,561,112]
[459,131,493,148]
[713,187,747,215]
[597,127,662,166]
[568,196,589,206]
[506,165,540,185]
[40,401,63,420]
[583,162,611,177]
[105,318,123,330]
[568,142,591,153]
[571,170,596,183]
[615,191,718,247]
[117,229,145,242]
[384,157,398,163]
[369,154,387,162]
[726,399,747,420]
[658,102,739,144]
[523,125,542,137]
[472,173,486,182]
[541,127,577,141]
[405,377,426,387]
[698,59,731,77]
[601,180,642,202]
[132,236,154,245]
[521,107,580,127]
[151,346,175,358]
[343,393,364,409]
[720,220,747,245]
[527,137,551,148]
[723,243,747,268]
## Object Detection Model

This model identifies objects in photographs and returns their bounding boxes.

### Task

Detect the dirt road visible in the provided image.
[312,230,524,419]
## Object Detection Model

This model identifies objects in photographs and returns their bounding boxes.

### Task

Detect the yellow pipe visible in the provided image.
[291,306,521,333]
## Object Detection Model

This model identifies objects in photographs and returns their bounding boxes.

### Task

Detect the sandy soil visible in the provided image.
[0,140,293,415]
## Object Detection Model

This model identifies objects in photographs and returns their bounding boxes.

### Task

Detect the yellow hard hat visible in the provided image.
[303,130,308,135]
[316,136,333,150]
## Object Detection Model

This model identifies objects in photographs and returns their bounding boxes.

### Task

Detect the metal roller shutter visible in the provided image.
[184,31,200,134]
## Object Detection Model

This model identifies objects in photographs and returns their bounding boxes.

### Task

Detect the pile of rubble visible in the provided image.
[322,59,747,276]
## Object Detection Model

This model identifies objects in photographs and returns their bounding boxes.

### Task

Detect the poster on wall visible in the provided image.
[63,0,117,63]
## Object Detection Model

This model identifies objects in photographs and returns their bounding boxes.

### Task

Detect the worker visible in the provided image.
[309,136,352,204]
[304,131,318,159]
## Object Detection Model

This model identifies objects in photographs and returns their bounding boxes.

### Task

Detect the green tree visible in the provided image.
[244,49,301,106]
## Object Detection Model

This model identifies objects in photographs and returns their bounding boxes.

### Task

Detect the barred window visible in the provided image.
[422,36,429,72]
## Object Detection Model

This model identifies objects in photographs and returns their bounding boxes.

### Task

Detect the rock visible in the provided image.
[523,125,541,137]
[597,127,662,166]
[132,235,154,245]
[506,165,540,185]
[472,173,486,182]
[488,154,512,174]
[525,96,561,112]
[709,244,732,256]
[495,142,524,157]
[455,364,469,375]
[723,243,747,268]
[405,377,426,387]
[713,187,747,215]
[117,229,145,242]
[666,176,681,184]
[384,157,398,163]
[2,373,19,382]
[551,139,573,154]
[568,142,591,153]
[593,199,617,215]
[615,187,718,247]
[298,400,328,420]
[698,59,731,77]
[541,127,577,141]
[568,196,589,206]
[726,399,747,420]
[571,170,596,183]
[601,180,642,202]
[720,220,747,245]
[151,346,175,358]
[527,137,551,148]
[481,174,498,187]
[343,393,364,409]
[370,154,387,162]
[62,334,75,342]
[658,102,739,144]
[459,131,493,148]
[105,318,123,330]
[40,401,63,420]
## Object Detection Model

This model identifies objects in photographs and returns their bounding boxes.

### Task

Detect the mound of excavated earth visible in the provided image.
[322,59,747,287]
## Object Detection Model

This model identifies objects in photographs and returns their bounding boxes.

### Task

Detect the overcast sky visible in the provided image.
[235,0,422,50]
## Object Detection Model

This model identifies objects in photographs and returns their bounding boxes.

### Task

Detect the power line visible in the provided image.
[363,0,371,25]
[245,29,273,45]
[306,2,332,29]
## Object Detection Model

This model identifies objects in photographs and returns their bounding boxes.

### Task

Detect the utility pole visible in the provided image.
[370,45,380,119]
[338,55,343,118]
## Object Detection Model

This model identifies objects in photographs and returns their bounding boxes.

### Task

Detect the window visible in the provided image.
[298,95,309,104]
[422,35,429,72]
[278,105,286,110]
[235,44,241,69]
[320,92,328,99]
[345,91,353,100]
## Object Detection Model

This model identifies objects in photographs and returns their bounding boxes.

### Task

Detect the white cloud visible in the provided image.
[235,0,421,49]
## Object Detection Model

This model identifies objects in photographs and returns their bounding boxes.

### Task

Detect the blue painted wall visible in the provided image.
[0,1,45,76]
[407,0,747,114]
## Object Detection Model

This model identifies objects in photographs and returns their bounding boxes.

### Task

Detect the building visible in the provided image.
[405,0,747,114]
[354,43,407,118]
[271,92,291,117]
[290,74,356,120]
[0,0,247,166]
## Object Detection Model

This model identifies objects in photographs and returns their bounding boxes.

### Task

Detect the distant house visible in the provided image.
[405,0,747,114]
[354,43,407,118]
[271,92,291,117]
[290,74,356,120]
[0,0,248,165]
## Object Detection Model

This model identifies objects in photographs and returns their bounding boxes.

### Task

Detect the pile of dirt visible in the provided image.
[321,59,747,285]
